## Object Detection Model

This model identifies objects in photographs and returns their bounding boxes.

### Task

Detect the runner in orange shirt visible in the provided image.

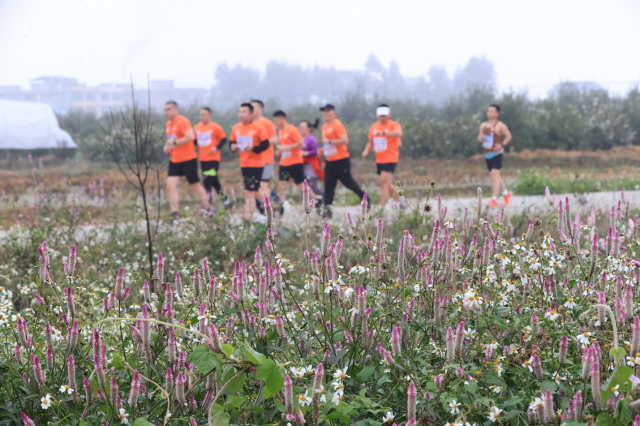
[163,100,211,219]
[477,104,512,207]
[251,100,279,213]
[229,103,270,221]
[273,110,315,209]
[319,104,369,219]
[194,107,227,202]
[361,104,404,208]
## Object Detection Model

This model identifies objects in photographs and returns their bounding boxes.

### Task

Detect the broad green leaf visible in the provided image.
[503,396,524,407]
[132,418,155,426]
[464,381,477,395]
[610,347,626,364]
[355,366,376,383]
[192,345,218,374]
[222,369,246,394]
[222,343,234,356]
[504,411,523,421]
[614,398,631,425]
[98,403,113,420]
[255,359,285,393]
[262,385,274,399]
[242,343,265,365]
[595,412,613,426]
[80,422,91,426]
[210,404,230,426]
[90,376,111,396]
[111,353,124,370]
[539,380,557,394]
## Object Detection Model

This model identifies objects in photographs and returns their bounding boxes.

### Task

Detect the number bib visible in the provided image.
[373,137,388,152]
[324,143,337,157]
[197,132,212,147]
[237,136,253,151]
[282,150,291,159]
[482,134,494,149]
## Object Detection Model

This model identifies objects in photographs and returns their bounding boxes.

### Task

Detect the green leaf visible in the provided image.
[601,366,634,407]
[111,353,124,370]
[222,369,246,394]
[90,376,111,396]
[222,343,234,356]
[132,418,155,426]
[504,411,523,421]
[539,380,557,394]
[255,359,285,393]
[192,345,218,374]
[610,347,627,364]
[595,412,614,426]
[503,396,524,407]
[262,386,274,399]
[464,381,478,395]
[209,404,230,426]
[98,404,113,420]
[242,343,266,365]
[79,422,91,426]
[361,247,369,262]
[614,399,631,425]
[355,366,376,383]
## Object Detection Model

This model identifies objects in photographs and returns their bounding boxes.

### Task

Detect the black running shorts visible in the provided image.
[485,153,503,171]
[278,163,305,185]
[241,167,263,191]
[168,159,199,184]
[376,162,397,175]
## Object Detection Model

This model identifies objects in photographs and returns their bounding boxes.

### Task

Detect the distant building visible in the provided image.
[0,77,208,118]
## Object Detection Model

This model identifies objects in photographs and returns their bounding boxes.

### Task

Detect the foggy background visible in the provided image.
[1,0,640,162]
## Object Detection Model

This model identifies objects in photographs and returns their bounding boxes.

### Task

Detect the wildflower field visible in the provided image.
[2,174,640,426]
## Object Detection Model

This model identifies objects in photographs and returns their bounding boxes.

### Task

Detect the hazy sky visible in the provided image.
[1,0,639,97]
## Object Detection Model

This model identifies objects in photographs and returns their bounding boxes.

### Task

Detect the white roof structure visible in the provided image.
[0,100,77,149]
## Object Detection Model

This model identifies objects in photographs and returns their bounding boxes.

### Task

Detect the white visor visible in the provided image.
[376,106,390,116]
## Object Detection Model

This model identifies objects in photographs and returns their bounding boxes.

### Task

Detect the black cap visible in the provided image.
[319,104,335,111]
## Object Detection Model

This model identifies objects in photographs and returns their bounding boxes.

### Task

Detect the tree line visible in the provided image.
[56,82,639,164]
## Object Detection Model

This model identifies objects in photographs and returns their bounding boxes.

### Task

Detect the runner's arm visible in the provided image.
[173,129,195,146]
[383,128,402,137]
[217,137,227,149]
[280,139,304,151]
[477,124,484,142]
[327,135,349,146]
[252,139,270,153]
[500,124,512,146]
[362,138,373,157]
[268,135,279,145]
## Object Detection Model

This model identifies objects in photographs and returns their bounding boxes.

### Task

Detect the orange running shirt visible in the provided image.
[166,115,196,163]
[278,124,303,167]
[256,118,277,165]
[368,120,402,164]
[194,122,226,162]
[230,121,268,168]
[321,119,350,162]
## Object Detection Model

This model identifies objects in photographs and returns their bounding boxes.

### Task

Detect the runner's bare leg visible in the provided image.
[167,176,180,212]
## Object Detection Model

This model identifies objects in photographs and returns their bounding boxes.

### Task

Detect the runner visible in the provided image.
[300,119,324,203]
[273,110,315,209]
[163,101,211,219]
[229,103,270,221]
[477,104,512,207]
[361,104,403,208]
[319,104,369,219]
[251,100,279,212]
[194,107,226,202]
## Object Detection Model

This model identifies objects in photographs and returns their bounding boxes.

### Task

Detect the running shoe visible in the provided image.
[322,207,333,220]
[503,191,512,206]
[314,197,323,208]
[488,199,498,208]
[256,200,265,215]
[270,190,281,203]
[170,211,181,220]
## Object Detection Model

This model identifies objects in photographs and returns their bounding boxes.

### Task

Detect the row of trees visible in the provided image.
[210,55,496,109]
[59,82,640,162]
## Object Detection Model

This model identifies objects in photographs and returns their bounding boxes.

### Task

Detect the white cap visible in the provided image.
[376,106,390,116]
